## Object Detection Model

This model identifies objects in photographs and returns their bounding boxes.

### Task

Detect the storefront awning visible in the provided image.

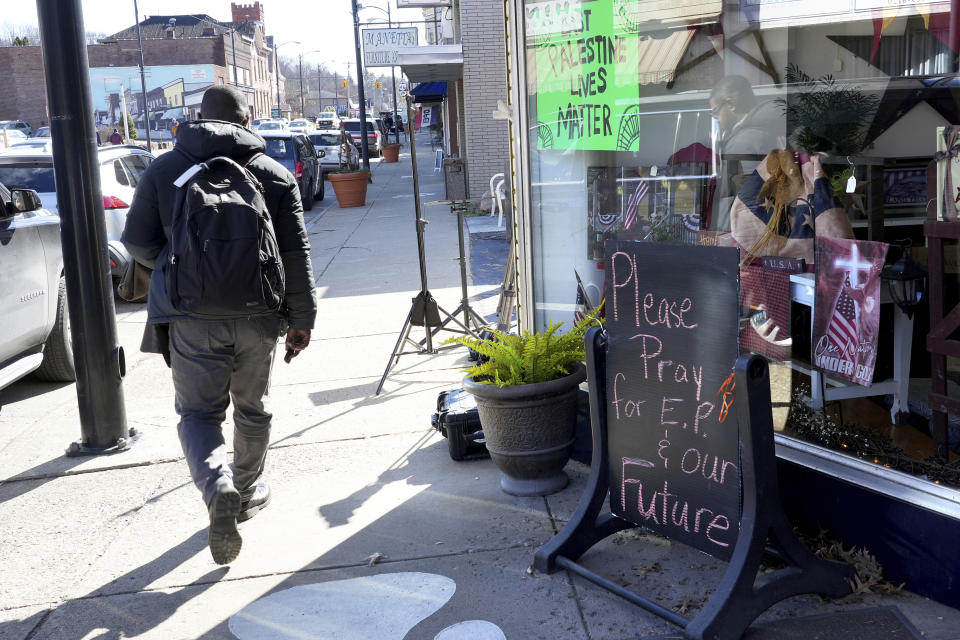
[397,45,463,83]
[409,81,447,104]
[160,107,185,120]
[638,29,696,85]
[624,0,721,30]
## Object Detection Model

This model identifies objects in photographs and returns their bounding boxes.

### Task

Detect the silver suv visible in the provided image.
[0,143,154,291]
[0,182,74,389]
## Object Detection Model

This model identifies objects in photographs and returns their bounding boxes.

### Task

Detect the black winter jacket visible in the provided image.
[121,120,317,334]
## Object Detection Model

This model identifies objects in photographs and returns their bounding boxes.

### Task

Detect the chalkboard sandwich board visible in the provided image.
[534,240,854,640]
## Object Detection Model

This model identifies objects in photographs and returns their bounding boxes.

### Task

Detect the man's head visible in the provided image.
[710,75,755,134]
[199,86,249,126]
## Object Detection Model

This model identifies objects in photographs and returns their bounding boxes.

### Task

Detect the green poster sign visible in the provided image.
[534,1,640,151]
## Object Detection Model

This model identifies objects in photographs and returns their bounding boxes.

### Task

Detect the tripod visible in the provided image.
[420,199,488,344]
[375,106,484,396]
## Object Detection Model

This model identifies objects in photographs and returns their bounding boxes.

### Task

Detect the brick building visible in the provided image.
[0,2,285,134]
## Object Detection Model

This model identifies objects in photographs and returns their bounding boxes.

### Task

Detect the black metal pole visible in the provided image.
[38,0,130,455]
[133,0,151,149]
[351,0,371,171]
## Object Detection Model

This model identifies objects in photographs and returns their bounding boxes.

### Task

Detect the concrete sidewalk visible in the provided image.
[1,141,958,639]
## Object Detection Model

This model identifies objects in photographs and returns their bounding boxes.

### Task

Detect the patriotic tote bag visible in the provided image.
[730,150,854,263]
[812,237,889,387]
[739,262,795,362]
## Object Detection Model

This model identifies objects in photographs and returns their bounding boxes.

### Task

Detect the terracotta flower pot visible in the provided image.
[462,364,586,496]
[381,143,401,163]
[328,170,369,208]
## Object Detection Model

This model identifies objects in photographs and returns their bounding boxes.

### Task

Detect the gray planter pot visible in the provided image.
[463,364,586,496]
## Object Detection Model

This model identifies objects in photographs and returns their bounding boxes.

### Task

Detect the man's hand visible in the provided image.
[284,328,311,363]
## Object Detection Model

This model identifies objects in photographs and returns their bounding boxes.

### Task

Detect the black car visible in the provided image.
[260,131,324,210]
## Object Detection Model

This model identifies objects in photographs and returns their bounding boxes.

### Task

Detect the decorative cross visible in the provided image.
[833,242,873,287]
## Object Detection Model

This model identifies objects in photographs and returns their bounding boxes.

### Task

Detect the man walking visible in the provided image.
[122,86,316,564]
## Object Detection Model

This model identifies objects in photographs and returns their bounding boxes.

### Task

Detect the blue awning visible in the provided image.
[410,82,447,103]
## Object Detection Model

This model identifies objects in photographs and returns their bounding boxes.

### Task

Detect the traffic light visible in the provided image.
[375,81,382,89]
[341,79,348,88]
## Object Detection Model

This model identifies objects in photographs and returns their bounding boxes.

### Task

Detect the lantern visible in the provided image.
[880,241,927,318]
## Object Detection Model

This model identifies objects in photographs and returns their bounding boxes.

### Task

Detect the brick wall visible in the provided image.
[0,38,225,128]
[459,0,509,201]
[0,46,47,128]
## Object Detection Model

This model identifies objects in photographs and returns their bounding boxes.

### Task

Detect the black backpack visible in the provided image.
[164,150,285,317]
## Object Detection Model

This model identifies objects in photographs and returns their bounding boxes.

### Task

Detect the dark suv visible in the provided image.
[0,182,74,389]
[260,131,323,210]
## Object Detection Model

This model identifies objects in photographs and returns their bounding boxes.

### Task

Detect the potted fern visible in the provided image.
[446,307,601,496]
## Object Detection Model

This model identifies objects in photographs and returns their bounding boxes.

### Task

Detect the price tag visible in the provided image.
[650,165,658,177]
[845,175,856,193]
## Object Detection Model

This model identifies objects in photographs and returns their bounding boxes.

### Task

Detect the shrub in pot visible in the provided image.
[328,132,369,207]
[447,307,601,496]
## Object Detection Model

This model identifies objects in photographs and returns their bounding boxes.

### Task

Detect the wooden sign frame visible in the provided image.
[534,335,854,640]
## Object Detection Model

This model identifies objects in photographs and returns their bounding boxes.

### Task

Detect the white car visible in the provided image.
[0,129,29,147]
[0,143,155,291]
[0,120,33,137]
[254,120,288,133]
[307,129,349,175]
[289,118,313,134]
[315,113,341,130]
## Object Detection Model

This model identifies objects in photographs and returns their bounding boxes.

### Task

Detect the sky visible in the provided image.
[18,0,429,78]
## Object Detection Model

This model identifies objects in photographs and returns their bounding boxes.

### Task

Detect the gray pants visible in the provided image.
[169,316,282,508]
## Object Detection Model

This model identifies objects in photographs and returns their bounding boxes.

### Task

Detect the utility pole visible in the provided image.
[351,0,371,170]
[346,61,352,113]
[275,45,280,117]
[133,0,151,150]
[335,71,340,113]
[298,53,304,117]
[230,29,238,85]
[317,63,322,114]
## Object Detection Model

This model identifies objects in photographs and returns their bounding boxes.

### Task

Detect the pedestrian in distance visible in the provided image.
[109,128,122,145]
[121,85,317,565]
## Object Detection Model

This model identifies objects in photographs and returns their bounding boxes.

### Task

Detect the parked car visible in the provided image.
[32,126,51,138]
[0,143,154,291]
[252,118,276,128]
[0,120,33,137]
[254,120,287,133]
[289,118,313,134]
[0,181,74,389]
[315,113,341,130]
[341,118,382,157]
[260,131,324,210]
[307,129,346,176]
[0,129,28,147]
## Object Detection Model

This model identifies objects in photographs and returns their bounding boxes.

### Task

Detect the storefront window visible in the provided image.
[520,0,960,486]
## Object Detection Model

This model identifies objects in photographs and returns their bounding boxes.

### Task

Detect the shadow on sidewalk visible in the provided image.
[1,530,226,640]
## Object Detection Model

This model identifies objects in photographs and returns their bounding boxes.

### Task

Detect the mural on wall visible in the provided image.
[89,64,215,139]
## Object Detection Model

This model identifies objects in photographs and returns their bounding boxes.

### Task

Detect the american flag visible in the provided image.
[827,274,859,360]
[623,180,649,231]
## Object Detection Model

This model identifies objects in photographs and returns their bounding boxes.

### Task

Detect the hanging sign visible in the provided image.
[605,241,741,559]
[533,1,640,152]
[361,27,419,67]
[813,237,888,387]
